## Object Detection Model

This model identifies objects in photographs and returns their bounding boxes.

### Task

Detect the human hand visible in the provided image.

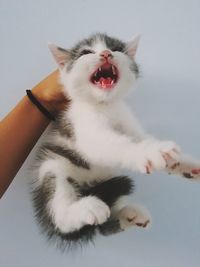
[32,70,69,114]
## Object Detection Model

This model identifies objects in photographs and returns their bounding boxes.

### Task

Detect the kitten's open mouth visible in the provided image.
[90,62,118,90]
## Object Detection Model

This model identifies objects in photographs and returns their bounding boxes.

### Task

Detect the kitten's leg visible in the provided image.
[77,122,179,174]
[36,158,110,234]
[165,154,200,180]
[74,103,180,174]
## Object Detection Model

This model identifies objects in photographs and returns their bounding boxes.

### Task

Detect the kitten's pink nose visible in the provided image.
[100,50,113,59]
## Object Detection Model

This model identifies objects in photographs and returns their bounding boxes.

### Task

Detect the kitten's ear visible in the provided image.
[48,43,71,68]
[125,35,140,58]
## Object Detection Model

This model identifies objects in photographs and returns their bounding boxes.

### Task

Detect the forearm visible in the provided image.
[0,70,68,198]
[0,95,50,198]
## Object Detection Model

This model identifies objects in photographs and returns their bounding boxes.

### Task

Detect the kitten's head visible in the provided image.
[49,33,140,103]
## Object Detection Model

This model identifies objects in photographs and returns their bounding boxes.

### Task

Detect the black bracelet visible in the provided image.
[26,90,55,121]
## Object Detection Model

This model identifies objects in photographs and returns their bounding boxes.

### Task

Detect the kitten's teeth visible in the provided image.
[112,65,116,75]
[111,80,114,85]
[98,67,101,72]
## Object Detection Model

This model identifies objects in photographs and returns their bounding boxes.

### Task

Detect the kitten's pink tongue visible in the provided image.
[99,77,113,89]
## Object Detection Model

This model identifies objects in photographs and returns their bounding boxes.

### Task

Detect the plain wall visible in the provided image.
[1,0,200,266]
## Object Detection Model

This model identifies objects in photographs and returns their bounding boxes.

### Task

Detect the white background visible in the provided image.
[1,1,200,266]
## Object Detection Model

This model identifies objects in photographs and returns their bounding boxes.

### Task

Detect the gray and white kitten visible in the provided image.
[32,33,200,249]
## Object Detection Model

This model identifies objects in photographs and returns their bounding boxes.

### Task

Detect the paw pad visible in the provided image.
[191,169,200,175]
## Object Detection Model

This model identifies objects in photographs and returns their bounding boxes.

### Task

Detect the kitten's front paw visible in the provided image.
[135,139,180,174]
[168,159,200,179]
[79,196,110,226]
[118,205,151,230]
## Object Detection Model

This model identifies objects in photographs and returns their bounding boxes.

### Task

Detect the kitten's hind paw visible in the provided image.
[117,204,151,230]
[53,196,110,234]
[79,196,111,226]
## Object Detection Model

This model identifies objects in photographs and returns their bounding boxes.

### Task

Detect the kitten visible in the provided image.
[32,33,200,249]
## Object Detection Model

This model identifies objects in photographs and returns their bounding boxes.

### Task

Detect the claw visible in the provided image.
[136,220,150,228]
[146,166,150,174]
[146,160,152,174]
[171,162,180,169]
[143,220,150,228]
[127,216,137,222]
[161,153,171,166]
[183,172,193,179]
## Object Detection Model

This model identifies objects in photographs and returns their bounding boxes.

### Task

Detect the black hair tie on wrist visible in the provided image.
[26,89,55,121]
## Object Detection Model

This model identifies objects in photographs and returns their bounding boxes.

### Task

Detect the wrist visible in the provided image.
[31,86,56,114]
[26,90,56,121]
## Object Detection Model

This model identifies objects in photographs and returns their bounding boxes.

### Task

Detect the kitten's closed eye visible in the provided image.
[79,49,94,57]
[111,47,125,53]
